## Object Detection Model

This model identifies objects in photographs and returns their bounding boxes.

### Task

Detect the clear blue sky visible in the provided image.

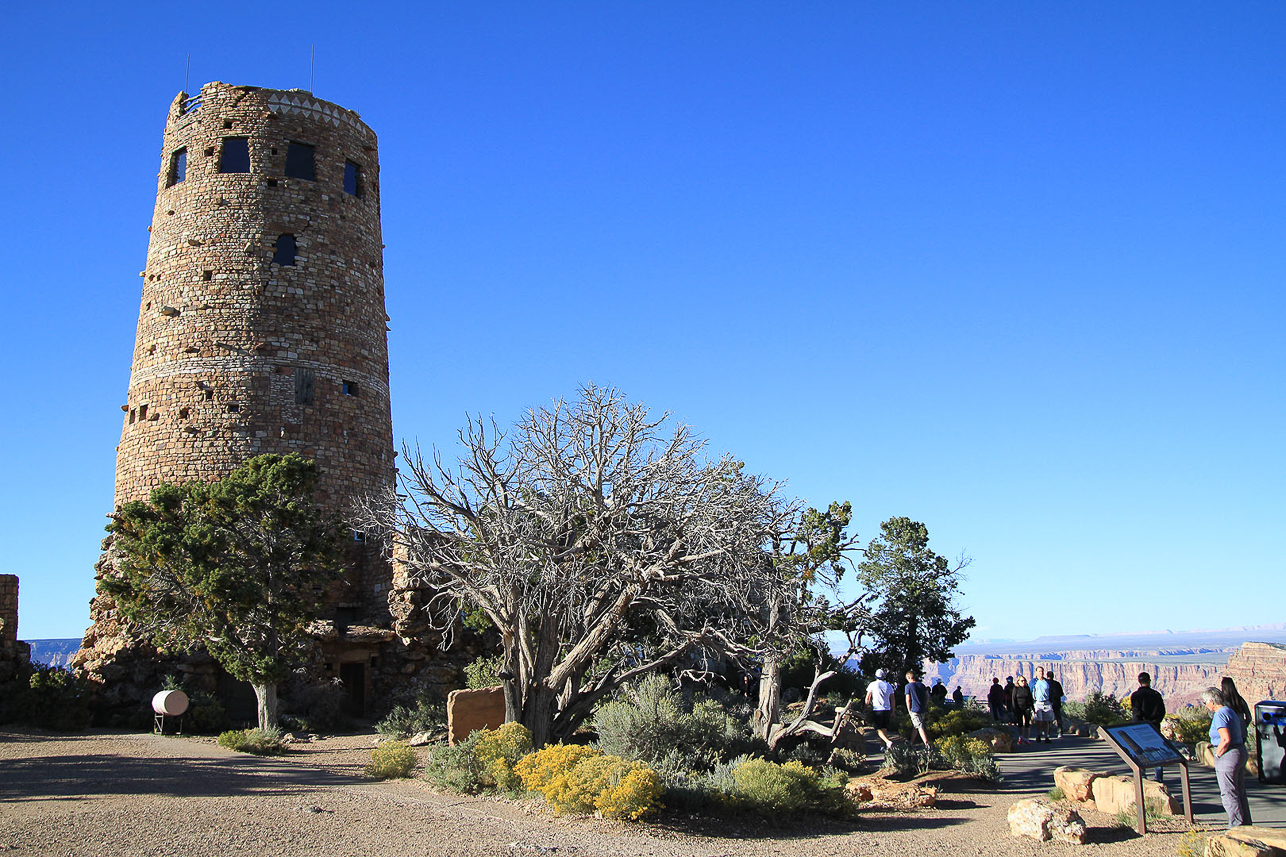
[3,3,1282,642]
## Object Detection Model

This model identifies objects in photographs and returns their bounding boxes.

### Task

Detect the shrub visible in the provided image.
[1176,829,1207,857]
[367,740,418,779]
[0,666,93,732]
[514,743,600,793]
[827,746,866,773]
[515,744,663,819]
[881,741,930,777]
[217,727,287,755]
[1080,692,1128,726]
[184,690,229,734]
[376,692,446,739]
[729,758,848,816]
[464,654,503,689]
[934,734,1002,782]
[1047,786,1065,801]
[597,767,665,820]
[928,707,993,739]
[475,722,534,792]
[280,679,349,733]
[593,674,747,774]
[1166,708,1213,745]
[423,731,487,793]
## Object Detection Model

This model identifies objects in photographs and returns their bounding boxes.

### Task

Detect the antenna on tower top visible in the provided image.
[310,45,315,94]
[184,53,190,95]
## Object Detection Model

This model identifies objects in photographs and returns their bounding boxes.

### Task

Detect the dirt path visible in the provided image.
[0,729,1199,856]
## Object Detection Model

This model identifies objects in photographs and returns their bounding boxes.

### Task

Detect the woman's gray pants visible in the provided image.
[1214,747,1252,827]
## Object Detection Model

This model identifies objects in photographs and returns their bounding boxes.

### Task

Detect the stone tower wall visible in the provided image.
[116,81,394,514]
[0,575,31,684]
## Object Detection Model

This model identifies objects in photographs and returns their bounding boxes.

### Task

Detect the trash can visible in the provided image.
[1255,701,1286,784]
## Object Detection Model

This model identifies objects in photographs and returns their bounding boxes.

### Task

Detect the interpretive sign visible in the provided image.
[1098,724,1193,834]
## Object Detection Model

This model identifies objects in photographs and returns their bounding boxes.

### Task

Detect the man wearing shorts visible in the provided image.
[864,668,897,749]
[1031,666,1055,744]
[905,669,931,748]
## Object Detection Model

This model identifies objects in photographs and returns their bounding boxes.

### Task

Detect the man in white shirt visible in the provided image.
[864,668,897,749]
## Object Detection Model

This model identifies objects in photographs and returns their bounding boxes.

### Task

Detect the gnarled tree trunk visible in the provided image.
[252,682,279,731]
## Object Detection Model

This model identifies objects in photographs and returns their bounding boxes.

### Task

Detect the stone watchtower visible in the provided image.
[76,82,417,717]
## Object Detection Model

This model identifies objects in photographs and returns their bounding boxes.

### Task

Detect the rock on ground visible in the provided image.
[1007,798,1088,844]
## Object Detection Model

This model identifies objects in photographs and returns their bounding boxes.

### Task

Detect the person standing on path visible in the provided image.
[905,670,932,748]
[1004,676,1017,724]
[1047,669,1066,738]
[952,686,964,706]
[988,677,1005,721]
[1204,686,1253,828]
[1131,672,1167,783]
[864,669,898,750]
[1031,667,1055,744]
[1011,675,1034,745]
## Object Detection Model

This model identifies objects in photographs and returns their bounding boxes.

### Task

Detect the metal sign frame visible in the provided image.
[1098,723,1194,834]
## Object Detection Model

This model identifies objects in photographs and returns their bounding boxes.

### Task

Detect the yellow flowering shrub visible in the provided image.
[596,767,664,820]
[475,722,534,791]
[514,743,599,794]
[513,744,662,820]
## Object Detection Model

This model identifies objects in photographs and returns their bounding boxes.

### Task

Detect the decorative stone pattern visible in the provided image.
[447,686,507,745]
[71,82,484,720]
[1006,798,1087,844]
[0,575,32,683]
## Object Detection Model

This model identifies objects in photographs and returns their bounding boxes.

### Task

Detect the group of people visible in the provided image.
[985,668,1065,744]
[866,666,1260,830]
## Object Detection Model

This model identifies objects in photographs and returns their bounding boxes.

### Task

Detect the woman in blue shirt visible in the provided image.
[1203,687,1252,827]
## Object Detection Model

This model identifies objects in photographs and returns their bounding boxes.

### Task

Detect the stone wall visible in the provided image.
[0,575,32,683]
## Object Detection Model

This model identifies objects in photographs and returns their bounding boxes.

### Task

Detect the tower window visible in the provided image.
[166,148,187,187]
[138,404,148,421]
[273,234,297,266]
[342,380,359,397]
[219,137,251,173]
[284,142,315,180]
[295,369,315,405]
[343,161,363,196]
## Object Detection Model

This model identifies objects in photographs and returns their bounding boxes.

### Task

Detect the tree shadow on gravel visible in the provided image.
[648,810,967,841]
[0,751,361,802]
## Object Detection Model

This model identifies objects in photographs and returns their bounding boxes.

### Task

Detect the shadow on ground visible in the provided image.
[0,750,361,802]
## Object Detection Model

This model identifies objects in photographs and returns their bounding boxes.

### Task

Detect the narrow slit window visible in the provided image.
[295,369,315,405]
[342,380,359,397]
[167,148,187,187]
[219,137,251,173]
[343,161,362,196]
[273,234,297,266]
[138,404,148,421]
[284,142,315,180]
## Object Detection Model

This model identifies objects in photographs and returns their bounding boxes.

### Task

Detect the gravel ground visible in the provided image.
[0,728,1204,856]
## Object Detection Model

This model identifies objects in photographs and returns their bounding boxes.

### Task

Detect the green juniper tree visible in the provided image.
[103,454,344,729]
[857,517,975,678]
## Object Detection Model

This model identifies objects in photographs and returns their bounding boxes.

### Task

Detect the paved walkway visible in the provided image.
[994,735,1286,828]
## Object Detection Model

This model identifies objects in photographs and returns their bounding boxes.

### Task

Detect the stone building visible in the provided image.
[0,575,32,684]
[74,82,473,720]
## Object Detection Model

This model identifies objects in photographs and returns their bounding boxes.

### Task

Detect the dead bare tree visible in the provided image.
[356,385,792,746]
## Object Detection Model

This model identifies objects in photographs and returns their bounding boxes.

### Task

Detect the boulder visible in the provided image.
[969,727,1014,753]
[1206,827,1286,857]
[1196,741,1218,766]
[1089,775,1180,817]
[1007,798,1088,844]
[407,731,434,746]
[845,782,873,803]
[446,686,506,745]
[1053,766,1099,803]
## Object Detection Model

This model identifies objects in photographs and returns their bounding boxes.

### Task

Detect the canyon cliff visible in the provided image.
[923,654,1224,708]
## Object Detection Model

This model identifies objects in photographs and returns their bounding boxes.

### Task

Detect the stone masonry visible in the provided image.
[73,83,477,720]
[0,575,32,683]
